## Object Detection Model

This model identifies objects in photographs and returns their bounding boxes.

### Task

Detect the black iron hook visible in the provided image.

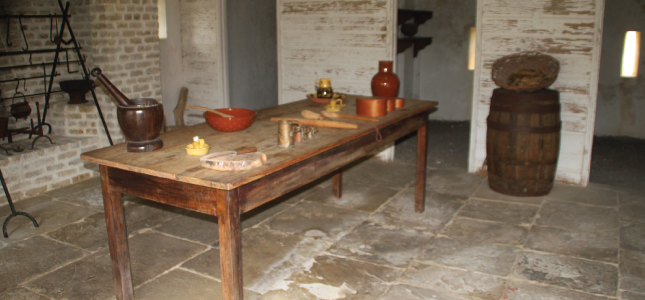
[11,91,26,105]
[41,63,47,92]
[65,49,78,73]
[14,79,19,94]
[18,18,28,51]
[5,18,11,46]
[49,16,59,44]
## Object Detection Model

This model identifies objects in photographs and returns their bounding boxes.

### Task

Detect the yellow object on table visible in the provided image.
[324,99,345,112]
[185,136,211,155]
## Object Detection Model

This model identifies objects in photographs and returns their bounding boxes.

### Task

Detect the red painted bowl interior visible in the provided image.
[203,108,256,132]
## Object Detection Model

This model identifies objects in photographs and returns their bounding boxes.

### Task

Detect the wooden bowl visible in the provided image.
[203,108,256,132]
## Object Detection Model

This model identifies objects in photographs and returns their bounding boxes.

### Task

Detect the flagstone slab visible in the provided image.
[513,251,618,296]
[398,263,506,300]
[328,221,434,268]
[441,217,528,245]
[369,188,466,232]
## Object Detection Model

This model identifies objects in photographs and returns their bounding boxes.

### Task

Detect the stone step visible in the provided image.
[0,135,101,204]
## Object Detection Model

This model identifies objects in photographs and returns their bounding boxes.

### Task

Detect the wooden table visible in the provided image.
[81,96,437,300]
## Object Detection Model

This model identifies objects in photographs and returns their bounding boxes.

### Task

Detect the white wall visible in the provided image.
[160,0,183,126]
[469,0,605,186]
[277,0,398,104]
[397,0,477,120]
[595,0,645,139]
[226,0,278,110]
[178,0,227,126]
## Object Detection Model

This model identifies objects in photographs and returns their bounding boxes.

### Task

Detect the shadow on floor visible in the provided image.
[395,120,645,191]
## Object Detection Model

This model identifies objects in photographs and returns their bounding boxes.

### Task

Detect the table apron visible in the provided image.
[106,168,220,215]
[238,110,429,213]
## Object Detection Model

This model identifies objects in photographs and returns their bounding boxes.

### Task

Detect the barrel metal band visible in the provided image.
[487,120,562,133]
[492,90,559,102]
[486,155,558,165]
[490,103,560,114]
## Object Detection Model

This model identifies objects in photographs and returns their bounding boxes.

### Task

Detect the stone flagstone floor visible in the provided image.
[0,158,644,300]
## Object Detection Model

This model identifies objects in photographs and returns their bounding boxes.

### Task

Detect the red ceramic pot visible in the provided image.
[371,60,400,98]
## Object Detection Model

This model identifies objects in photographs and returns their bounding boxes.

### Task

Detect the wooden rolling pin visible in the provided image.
[269,117,358,129]
[321,111,379,122]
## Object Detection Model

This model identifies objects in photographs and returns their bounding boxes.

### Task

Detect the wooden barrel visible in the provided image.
[486,88,561,196]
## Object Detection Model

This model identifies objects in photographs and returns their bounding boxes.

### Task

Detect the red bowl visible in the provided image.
[203,108,256,132]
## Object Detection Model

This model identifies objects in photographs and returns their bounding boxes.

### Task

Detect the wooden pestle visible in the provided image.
[90,67,134,106]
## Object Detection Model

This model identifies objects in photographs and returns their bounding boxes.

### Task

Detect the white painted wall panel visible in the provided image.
[278,0,397,104]
[469,0,605,185]
[180,0,226,125]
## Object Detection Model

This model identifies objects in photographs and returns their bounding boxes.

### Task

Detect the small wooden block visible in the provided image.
[200,152,267,171]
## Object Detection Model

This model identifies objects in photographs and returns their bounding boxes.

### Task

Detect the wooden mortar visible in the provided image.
[91,67,164,152]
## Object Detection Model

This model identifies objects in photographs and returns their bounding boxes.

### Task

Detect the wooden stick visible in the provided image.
[269,117,358,129]
[186,106,234,118]
[321,111,379,122]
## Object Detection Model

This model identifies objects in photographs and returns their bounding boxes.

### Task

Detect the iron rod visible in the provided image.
[0,14,71,19]
[0,46,82,57]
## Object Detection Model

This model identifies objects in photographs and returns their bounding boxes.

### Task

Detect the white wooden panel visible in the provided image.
[482,18,595,37]
[277,0,396,105]
[483,0,597,17]
[470,0,605,186]
[281,0,389,15]
[179,0,225,124]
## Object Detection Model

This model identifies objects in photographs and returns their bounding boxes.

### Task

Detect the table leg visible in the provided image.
[416,123,428,213]
[100,166,134,300]
[217,189,243,300]
[332,170,342,199]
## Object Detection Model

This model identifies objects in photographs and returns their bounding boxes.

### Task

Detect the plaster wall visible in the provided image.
[177,0,226,126]
[595,0,645,138]
[226,0,278,110]
[277,0,397,104]
[160,0,183,126]
[469,0,605,185]
[397,0,476,121]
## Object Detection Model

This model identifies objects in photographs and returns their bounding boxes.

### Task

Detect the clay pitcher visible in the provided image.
[371,61,400,98]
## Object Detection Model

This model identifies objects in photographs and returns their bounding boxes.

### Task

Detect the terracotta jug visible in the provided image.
[371,60,400,98]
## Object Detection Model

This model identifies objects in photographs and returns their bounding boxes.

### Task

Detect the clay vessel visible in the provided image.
[371,61,400,98]
[91,67,164,152]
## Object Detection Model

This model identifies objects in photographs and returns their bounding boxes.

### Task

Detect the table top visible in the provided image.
[81,96,437,190]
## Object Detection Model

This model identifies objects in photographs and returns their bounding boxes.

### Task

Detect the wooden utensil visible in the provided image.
[269,117,358,129]
[200,151,266,171]
[320,111,379,122]
[301,110,323,120]
[186,106,234,118]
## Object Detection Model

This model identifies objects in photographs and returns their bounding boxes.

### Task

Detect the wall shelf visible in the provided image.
[398,9,433,26]
[397,37,433,57]
[397,9,433,57]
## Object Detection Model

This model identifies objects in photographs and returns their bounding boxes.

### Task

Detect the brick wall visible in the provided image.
[0,0,161,202]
